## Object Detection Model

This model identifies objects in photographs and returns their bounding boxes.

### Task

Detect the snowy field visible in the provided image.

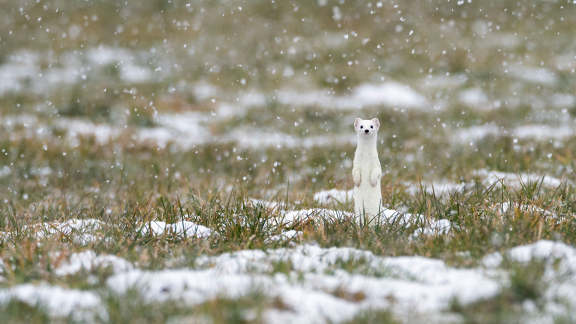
[2,0,576,323]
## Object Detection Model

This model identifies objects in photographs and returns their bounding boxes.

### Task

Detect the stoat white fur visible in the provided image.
[352,117,382,225]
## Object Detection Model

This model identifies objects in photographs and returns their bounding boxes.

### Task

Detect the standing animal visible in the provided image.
[352,117,382,225]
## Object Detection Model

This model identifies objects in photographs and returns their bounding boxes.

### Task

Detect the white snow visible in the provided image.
[54,250,133,276]
[0,218,106,245]
[108,244,499,322]
[0,47,154,97]
[405,181,468,196]
[352,82,428,108]
[452,124,501,145]
[248,198,283,210]
[56,119,120,146]
[473,169,563,188]
[483,240,576,269]
[452,123,575,145]
[458,88,490,109]
[224,128,354,149]
[275,81,428,110]
[0,284,104,322]
[136,112,211,149]
[513,124,574,141]
[120,64,152,83]
[86,46,152,82]
[192,82,219,101]
[550,94,576,108]
[50,112,212,150]
[34,219,104,244]
[377,208,453,237]
[139,221,214,238]
[280,203,452,238]
[482,240,576,319]
[420,74,468,90]
[265,230,303,244]
[313,189,353,204]
[0,51,40,95]
[482,33,521,49]
[495,202,557,220]
[4,240,576,321]
[107,241,576,321]
[0,166,11,178]
[508,65,558,86]
[277,209,354,226]
[412,219,452,237]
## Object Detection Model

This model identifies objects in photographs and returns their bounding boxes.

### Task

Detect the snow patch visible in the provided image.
[458,88,490,109]
[0,166,11,178]
[265,230,303,244]
[513,124,574,141]
[277,209,353,225]
[108,244,499,322]
[482,240,576,319]
[405,181,468,196]
[550,94,576,109]
[0,218,106,245]
[86,46,152,82]
[54,250,133,276]
[136,112,211,149]
[378,208,452,237]
[34,219,104,244]
[452,123,575,145]
[282,203,453,238]
[0,284,104,322]
[139,221,214,239]
[0,51,40,95]
[473,169,563,188]
[495,202,557,220]
[275,81,428,110]
[0,47,155,97]
[420,74,468,90]
[508,65,557,86]
[352,82,428,108]
[314,189,353,204]
[452,124,501,145]
[225,129,354,149]
[56,119,120,146]
[483,240,576,269]
[248,198,283,210]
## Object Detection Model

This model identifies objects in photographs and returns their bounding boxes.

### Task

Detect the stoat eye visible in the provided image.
[360,126,363,129]
[370,125,374,129]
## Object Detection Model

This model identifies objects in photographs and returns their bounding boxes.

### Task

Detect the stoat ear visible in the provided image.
[372,118,380,129]
[354,118,361,130]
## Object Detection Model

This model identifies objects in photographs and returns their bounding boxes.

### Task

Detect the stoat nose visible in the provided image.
[364,129,369,134]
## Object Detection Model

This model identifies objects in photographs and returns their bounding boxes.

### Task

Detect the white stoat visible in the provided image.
[352,117,382,225]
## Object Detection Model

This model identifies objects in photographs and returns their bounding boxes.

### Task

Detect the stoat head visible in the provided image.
[354,117,380,137]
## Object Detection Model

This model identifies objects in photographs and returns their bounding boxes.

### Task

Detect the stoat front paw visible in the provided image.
[369,169,381,187]
[353,169,361,187]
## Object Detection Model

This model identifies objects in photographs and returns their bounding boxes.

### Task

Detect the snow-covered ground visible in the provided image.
[54,250,133,276]
[473,169,564,188]
[0,47,158,97]
[0,218,105,245]
[453,123,575,146]
[0,284,105,322]
[404,181,469,196]
[313,189,353,204]
[139,220,214,238]
[2,240,576,322]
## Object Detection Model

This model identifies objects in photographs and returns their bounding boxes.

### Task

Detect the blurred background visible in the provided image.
[1,0,576,206]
